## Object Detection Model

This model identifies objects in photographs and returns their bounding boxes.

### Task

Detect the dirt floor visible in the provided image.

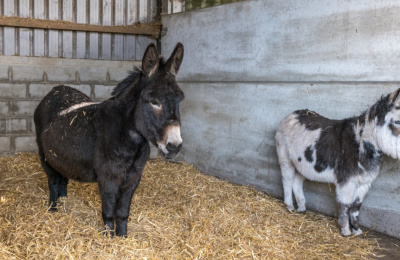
[1,153,400,259]
[370,232,400,259]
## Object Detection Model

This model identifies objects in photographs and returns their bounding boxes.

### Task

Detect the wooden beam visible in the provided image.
[0,16,161,38]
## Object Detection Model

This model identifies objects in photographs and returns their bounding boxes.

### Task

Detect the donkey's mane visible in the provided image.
[111,68,142,97]
[111,57,167,97]
[361,94,390,126]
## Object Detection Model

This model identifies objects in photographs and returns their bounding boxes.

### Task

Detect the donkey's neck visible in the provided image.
[100,93,141,134]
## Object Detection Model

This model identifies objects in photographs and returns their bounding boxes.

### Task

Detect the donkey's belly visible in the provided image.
[41,112,97,182]
[292,158,336,183]
[286,140,336,183]
[42,141,97,182]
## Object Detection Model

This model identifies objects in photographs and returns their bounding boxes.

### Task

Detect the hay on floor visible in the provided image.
[0,153,383,259]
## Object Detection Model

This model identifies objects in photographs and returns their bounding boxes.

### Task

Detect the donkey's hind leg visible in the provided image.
[280,162,296,211]
[276,139,296,211]
[292,173,306,212]
[40,157,69,211]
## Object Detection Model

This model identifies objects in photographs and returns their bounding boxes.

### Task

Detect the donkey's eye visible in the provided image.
[150,100,161,108]
[395,120,400,125]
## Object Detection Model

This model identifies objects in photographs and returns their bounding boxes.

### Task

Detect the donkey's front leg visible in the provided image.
[349,201,362,236]
[115,188,135,237]
[349,183,372,236]
[98,181,118,237]
[338,203,351,236]
[336,181,356,236]
[115,174,142,237]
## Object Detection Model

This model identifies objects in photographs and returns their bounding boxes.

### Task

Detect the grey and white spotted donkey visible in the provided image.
[275,88,400,236]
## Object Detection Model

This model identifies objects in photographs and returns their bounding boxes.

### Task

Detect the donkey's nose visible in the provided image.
[165,142,182,158]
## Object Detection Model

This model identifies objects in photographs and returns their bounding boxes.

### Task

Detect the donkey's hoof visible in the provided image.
[352,228,363,236]
[102,229,114,238]
[297,206,306,213]
[286,205,295,211]
[47,205,58,212]
[341,228,352,237]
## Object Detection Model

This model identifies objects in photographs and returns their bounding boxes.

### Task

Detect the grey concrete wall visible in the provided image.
[0,56,141,155]
[161,0,400,238]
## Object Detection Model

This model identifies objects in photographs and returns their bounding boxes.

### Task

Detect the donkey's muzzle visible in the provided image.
[158,124,182,159]
[162,142,182,159]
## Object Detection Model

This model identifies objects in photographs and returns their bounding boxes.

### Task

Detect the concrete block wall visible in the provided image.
[0,56,140,156]
[161,0,400,238]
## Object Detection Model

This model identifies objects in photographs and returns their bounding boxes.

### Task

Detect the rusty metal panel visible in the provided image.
[1,0,157,60]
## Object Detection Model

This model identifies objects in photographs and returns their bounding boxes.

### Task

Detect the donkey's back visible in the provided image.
[34,85,92,128]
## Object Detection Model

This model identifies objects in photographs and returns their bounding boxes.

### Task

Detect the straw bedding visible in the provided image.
[0,153,383,259]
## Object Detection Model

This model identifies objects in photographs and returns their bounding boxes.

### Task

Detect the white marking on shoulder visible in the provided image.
[59,102,95,116]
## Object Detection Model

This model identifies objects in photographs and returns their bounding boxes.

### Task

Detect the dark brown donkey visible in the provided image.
[34,43,185,236]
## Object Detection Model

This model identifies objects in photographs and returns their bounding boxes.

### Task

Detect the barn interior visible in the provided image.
[1,0,400,259]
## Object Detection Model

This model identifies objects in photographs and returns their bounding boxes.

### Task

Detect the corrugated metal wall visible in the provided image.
[164,0,185,14]
[0,0,157,60]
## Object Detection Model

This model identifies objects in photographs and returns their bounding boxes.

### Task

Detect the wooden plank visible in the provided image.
[76,0,87,58]
[62,0,73,58]
[3,1,16,55]
[101,0,112,60]
[0,16,161,38]
[113,0,124,60]
[18,0,31,56]
[48,0,59,57]
[33,0,45,56]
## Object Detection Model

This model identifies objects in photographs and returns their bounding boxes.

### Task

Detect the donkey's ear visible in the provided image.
[389,88,400,105]
[142,43,159,77]
[165,42,184,76]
